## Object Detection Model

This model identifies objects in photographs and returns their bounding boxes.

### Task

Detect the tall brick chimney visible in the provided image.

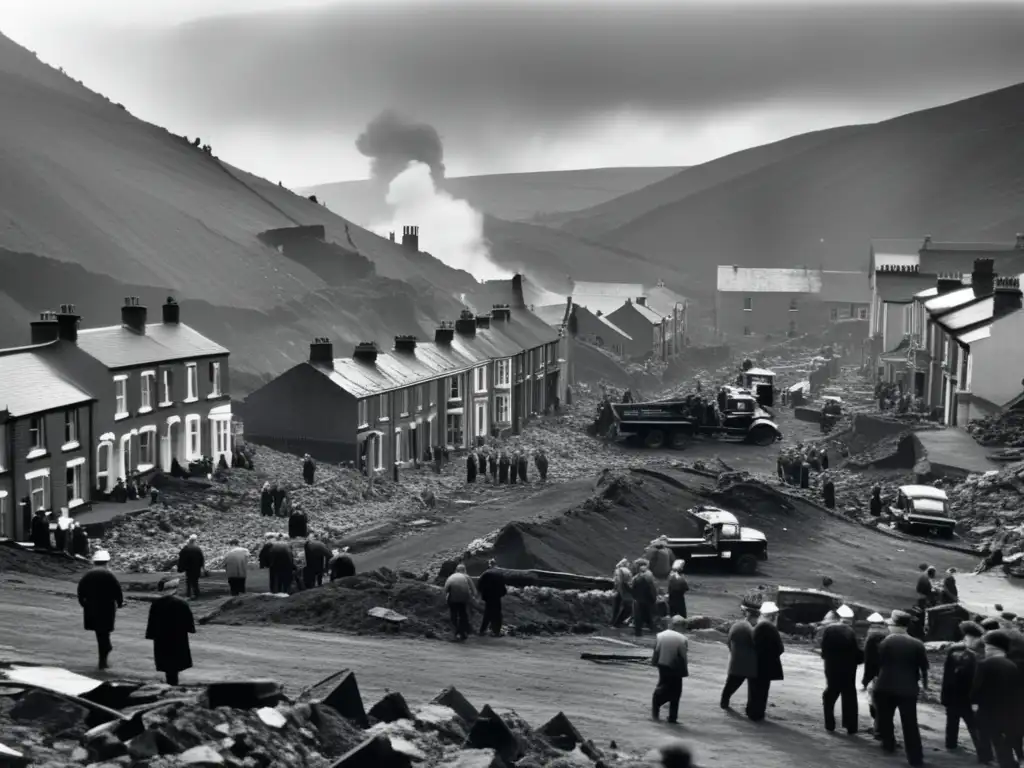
[309,337,334,367]
[455,310,477,337]
[511,274,526,308]
[30,311,59,345]
[394,335,418,353]
[55,303,81,342]
[121,297,147,334]
[162,296,180,324]
[994,276,1023,316]
[402,226,419,252]
[972,259,995,298]
[435,321,455,345]
[353,341,379,363]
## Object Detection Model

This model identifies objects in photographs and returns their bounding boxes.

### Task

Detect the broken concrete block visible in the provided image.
[463,705,521,764]
[430,686,478,726]
[257,707,287,729]
[438,748,506,768]
[84,730,129,761]
[329,733,412,768]
[369,692,413,724]
[10,689,89,735]
[538,712,584,751]
[310,703,367,759]
[205,681,285,710]
[322,670,369,729]
[127,729,181,759]
[179,744,226,765]
[412,705,469,743]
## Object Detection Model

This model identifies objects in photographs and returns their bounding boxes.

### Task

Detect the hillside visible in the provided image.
[0,31,477,394]
[579,82,1024,287]
[300,166,682,224]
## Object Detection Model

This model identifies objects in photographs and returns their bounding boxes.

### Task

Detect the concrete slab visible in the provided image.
[73,501,150,530]
[914,429,999,478]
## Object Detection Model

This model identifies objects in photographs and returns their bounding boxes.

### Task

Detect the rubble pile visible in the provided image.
[203,567,612,637]
[967,410,1024,447]
[945,461,1024,554]
[0,669,645,768]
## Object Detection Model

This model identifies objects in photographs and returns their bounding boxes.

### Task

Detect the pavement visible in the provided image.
[0,585,979,768]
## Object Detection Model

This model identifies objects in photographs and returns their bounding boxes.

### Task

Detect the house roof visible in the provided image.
[923,240,1023,253]
[820,271,870,304]
[532,303,571,327]
[76,323,228,369]
[609,301,663,325]
[595,313,633,341]
[924,286,978,315]
[870,239,923,271]
[643,286,688,317]
[716,266,822,293]
[935,297,994,333]
[0,350,95,417]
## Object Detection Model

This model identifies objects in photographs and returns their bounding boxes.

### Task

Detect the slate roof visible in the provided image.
[0,350,95,417]
[532,303,571,327]
[820,271,871,304]
[76,323,228,369]
[595,313,632,341]
[631,302,665,325]
[716,266,822,293]
[643,286,688,317]
[924,286,978,315]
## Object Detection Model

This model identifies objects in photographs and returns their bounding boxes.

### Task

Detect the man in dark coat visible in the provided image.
[498,452,510,484]
[145,578,195,685]
[517,453,528,483]
[941,568,959,604]
[302,454,316,485]
[30,509,51,550]
[875,609,928,766]
[77,550,123,669]
[862,612,890,738]
[488,453,498,482]
[941,622,988,759]
[915,567,935,606]
[870,487,883,517]
[477,559,507,636]
[272,484,286,516]
[260,483,274,517]
[630,563,659,637]
[176,535,205,599]
[466,452,477,483]
[972,630,1021,768]
[71,523,90,558]
[303,533,331,588]
[823,480,836,509]
[535,451,549,481]
[330,547,356,581]
[288,504,308,539]
[820,605,862,734]
[721,607,759,710]
[268,535,294,594]
[748,602,785,721]
[477,451,487,481]
[799,461,811,489]
[509,453,518,485]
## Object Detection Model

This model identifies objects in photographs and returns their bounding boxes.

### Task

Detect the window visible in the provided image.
[446,413,464,447]
[400,389,410,416]
[161,369,174,405]
[140,371,155,411]
[185,364,198,401]
[495,359,511,388]
[743,326,751,337]
[415,385,424,412]
[428,383,435,407]
[96,442,111,490]
[66,460,83,505]
[789,298,799,311]
[743,297,753,311]
[0,491,7,538]
[139,429,155,468]
[857,306,868,320]
[209,361,222,397]
[378,393,389,420]
[474,366,487,393]
[373,433,384,471]
[829,307,838,322]
[214,420,231,457]
[475,402,488,437]
[186,416,201,459]
[115,376,128,417]
[27,469,49,512]
[0,424,6,471]
[496,393,511,424]
[29,416,46,452]
[448,375,462,401]
[63,409,79,448]
[395,428,402,462]
[358,399,369,427]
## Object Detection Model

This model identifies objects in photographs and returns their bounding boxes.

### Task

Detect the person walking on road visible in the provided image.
[224,539,249,595]
[667,560,689,619]
[176,534,205,599]
[874,609,928,766]
[748,601,785,722]
[651,615,689,723]
[477,559,507,636]
[820,604,862,734]
[611,559,633,627]
[940,621,988,759]
[444,564,474,641]
[972,630,1022,768]
[916,567,936,606]
[862,612,890,738]
[630,560,659,637]
[145,577,195,686]
[77,550,123,670]
[721,606,759,710]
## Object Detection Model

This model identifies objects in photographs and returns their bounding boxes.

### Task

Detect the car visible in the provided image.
[889,485,957,538]
[664,505,769,574]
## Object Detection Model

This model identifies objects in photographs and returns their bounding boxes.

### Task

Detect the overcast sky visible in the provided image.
[4,0,1024,187]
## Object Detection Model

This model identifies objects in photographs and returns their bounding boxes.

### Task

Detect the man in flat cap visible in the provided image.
[819,604,862,734]
[875,609,928,766]
[940,621,988,759]
[972,630,1021,768]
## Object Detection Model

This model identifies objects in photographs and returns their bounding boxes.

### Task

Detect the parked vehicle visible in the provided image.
[737,367,777,408]
[609,387,783,450]
[889,485,956,538]
[664,506,768,575]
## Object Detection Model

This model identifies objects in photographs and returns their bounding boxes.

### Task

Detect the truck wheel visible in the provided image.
[670,430,691,450]
[644,429,666,449]
[735,554,758,575]
[748,426,777,447]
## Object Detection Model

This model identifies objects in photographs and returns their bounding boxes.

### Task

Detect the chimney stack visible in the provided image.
[401,225,419,252]
[636,296,647,306]
[394,335,418,353]
[309,337,334,367]
[491,304,511,322]
[972,258,995,297]
[455,309,477,337]
[936,273,962,295]
[475,314,491,330]
[121,297,147,334]
[511,274,526,308]
[389,232,395,243]
[435,321,455,345]
[162,296,180,324]
[353,341,379,363]
[30,311,59,345]
[55,303,81,342]
[994,276,1023,316]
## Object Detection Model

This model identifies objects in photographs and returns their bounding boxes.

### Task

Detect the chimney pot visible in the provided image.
[994,277,1023,316]
[401,225,420,252]
[309,337,334,367]
[636,297,647,306]
[162,296,180,324]
[435,322,455,345]
[923,235,932,248]
[30,310,61,345]
[455,310,477,336]
[353,341,379,363]
[53,302,81,342]
[121,296,147,334]
[394,335,418,352]
[475,314,491,330]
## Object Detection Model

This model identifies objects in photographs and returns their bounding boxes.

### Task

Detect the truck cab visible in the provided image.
[665,506,768,575]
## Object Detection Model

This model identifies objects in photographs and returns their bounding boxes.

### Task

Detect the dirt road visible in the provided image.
[0,585,974,768]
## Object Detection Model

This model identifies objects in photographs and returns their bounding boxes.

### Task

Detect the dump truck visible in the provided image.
[608,386,782,449]
[664,506,768,575]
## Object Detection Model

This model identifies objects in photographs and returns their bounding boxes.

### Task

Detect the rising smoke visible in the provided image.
[357,111,509,282]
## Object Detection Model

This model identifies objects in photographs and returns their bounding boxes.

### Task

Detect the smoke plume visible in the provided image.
[374,162,510,282]
[356,110,446,186]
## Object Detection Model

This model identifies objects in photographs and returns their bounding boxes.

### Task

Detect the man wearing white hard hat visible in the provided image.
[748,601,785,722]
[862,612,889,738]
[76,550,124,669]
[819,604,862,734]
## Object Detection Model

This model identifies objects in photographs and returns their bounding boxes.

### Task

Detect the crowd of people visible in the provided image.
[463,446,550,485]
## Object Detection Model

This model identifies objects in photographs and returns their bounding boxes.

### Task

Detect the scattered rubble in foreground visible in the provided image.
[0,666,651,768]
[966,409,1024,447]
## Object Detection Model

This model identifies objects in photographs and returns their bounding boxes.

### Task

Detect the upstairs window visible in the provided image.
[140,371,155,411]
[358,399,369,427]
[185,363,198,401]
[29,416,45,451]
[162,369,174,405]
[448,375,462,401]
[475,366,487,393]
[209,361,222,397]
[378,393,389,420]
[401,389,410,416]
[495,359,511,387]
[743,297,753,311]
[857,306,868,320]
[115,376,128,417]
[64,409,79,446]
[0,424,7,471]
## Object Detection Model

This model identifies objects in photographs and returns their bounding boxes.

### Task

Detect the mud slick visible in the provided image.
[0,667,644,767]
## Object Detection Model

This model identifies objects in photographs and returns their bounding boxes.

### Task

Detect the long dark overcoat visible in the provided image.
[145,594,196,673]
[77,568,123,633]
